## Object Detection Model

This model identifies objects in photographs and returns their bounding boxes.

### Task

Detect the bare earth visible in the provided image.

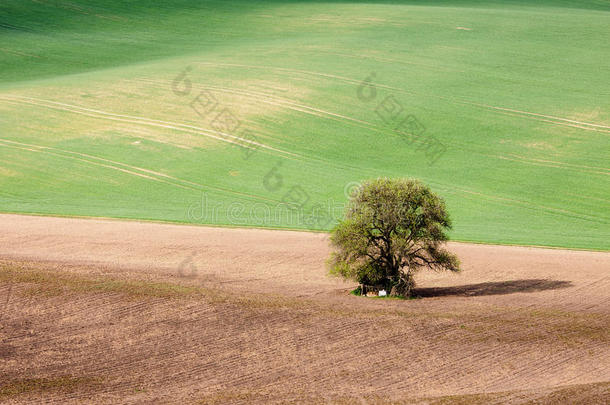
[0,214,608,404]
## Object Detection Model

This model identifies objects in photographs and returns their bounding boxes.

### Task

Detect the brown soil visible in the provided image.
[0,214,608,404]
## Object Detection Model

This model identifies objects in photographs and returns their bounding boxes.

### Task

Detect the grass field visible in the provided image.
[1,0,608,250]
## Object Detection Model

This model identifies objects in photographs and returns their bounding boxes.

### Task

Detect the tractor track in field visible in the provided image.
[0,93,376,185]
[0,138,283,205]
[131,77,610,177]
[1,92,607,226]
[0,99,607,227]
[133,77,376,128]
[0,214,608,403]
[0,95,303,162]
[193,62,610,133]
[0,138,280,203]
[0,135,604,227]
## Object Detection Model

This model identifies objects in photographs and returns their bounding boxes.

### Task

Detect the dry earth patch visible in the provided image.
[0,215,608,403]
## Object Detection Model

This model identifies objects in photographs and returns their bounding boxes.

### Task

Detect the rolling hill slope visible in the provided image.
[0,0,609,249]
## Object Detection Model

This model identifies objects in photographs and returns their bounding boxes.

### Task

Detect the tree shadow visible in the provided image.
[414,279,573,298]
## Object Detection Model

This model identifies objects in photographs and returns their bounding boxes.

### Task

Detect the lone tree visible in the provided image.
[329,178,459,297]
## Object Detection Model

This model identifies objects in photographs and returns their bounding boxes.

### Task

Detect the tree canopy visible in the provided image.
[329,178,460,297]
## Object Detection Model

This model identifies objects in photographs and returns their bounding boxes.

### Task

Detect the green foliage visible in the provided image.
[329,178,460,296]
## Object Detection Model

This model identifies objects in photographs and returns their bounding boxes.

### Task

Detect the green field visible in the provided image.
[1,0,608,250]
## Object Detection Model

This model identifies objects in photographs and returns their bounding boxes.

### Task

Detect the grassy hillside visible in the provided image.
[1,0,608,249]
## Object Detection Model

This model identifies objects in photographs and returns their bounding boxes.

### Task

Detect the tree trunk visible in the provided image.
[390,270,415,297]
